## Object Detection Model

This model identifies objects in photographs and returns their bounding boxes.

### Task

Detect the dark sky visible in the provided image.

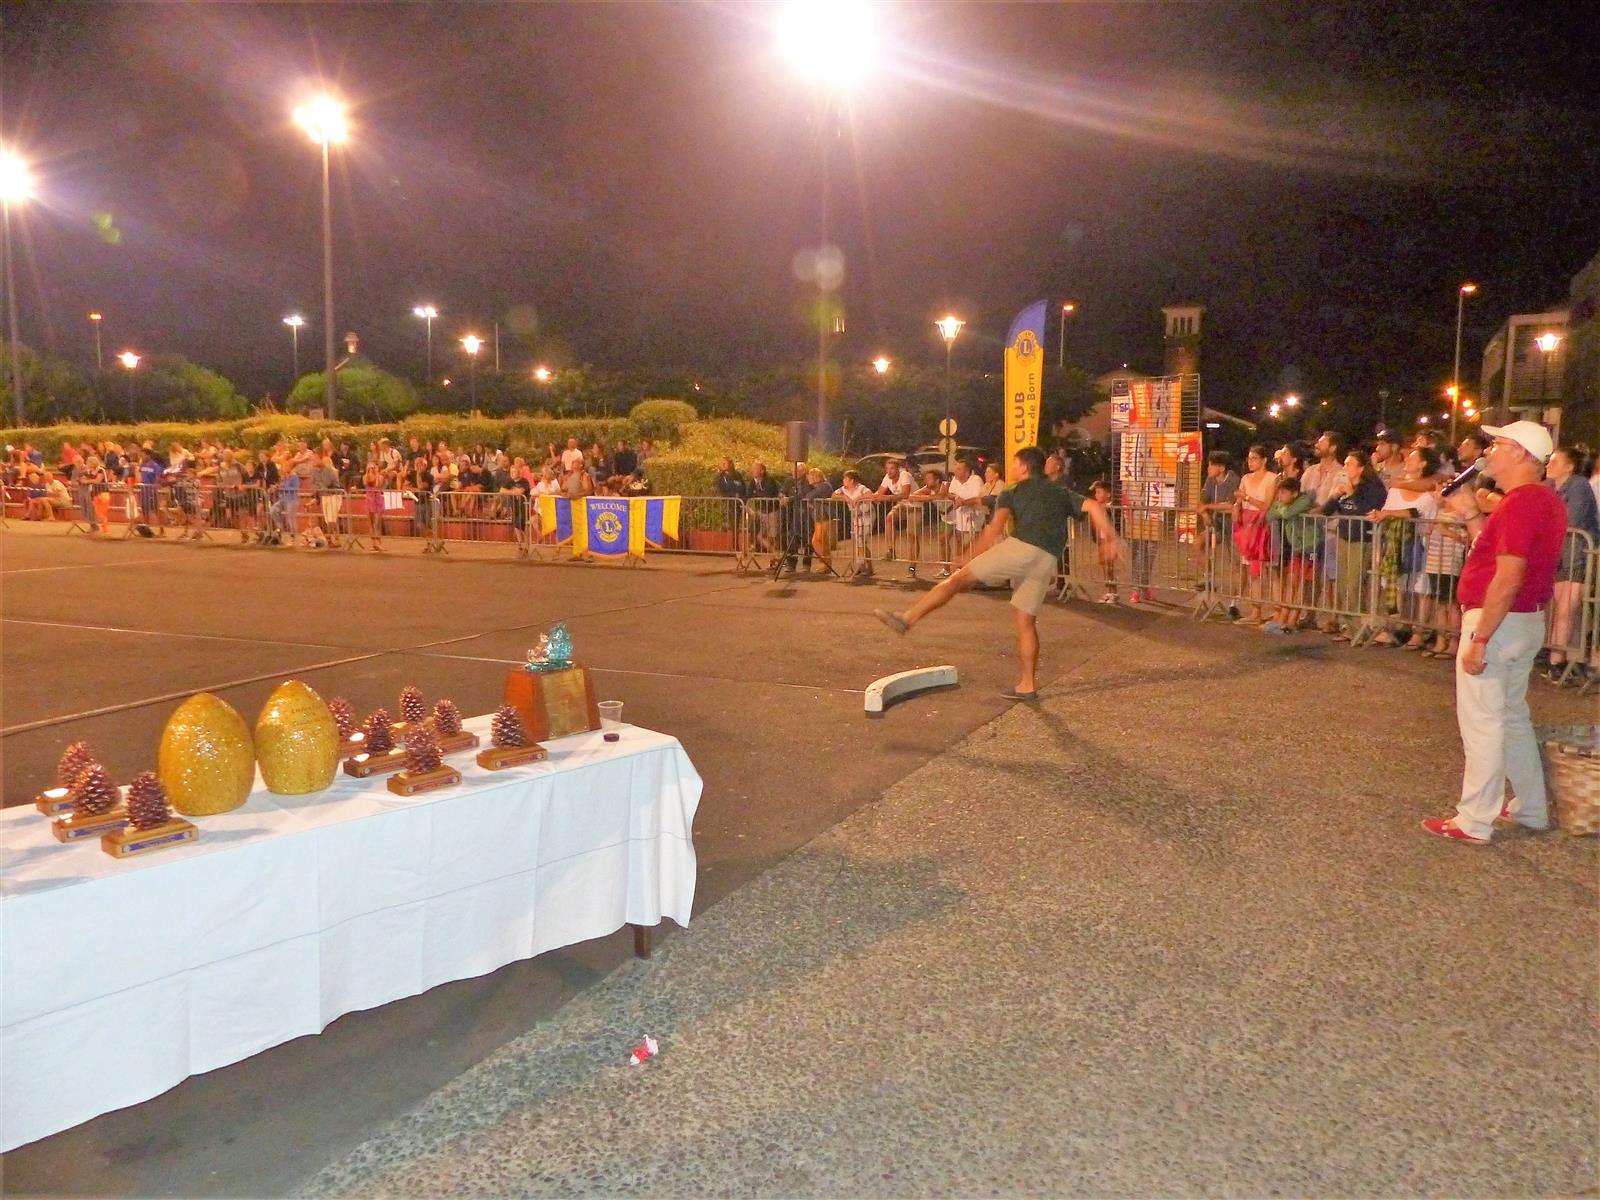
[2,1,1596,420]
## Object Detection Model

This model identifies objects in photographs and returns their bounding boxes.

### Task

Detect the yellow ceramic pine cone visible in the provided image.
[255,680,339,795]
[158,693,256,816]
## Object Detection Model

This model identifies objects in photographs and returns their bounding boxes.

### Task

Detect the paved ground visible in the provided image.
[3,524,1596,1197]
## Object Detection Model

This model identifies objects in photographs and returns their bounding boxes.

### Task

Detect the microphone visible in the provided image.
[1439,461,1483,498]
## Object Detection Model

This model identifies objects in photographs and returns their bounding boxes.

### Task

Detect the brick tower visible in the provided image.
[1162,304,1202,378]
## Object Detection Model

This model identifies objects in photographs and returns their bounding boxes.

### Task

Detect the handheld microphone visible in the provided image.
[1439,461,1483,498]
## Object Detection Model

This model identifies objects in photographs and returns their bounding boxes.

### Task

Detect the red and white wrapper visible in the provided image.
[628,1035,659,1067]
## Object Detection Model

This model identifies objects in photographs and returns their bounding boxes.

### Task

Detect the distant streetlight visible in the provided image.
[293,94,348,419]
[461,334,482,405]
[88,312,104,371]
[0,149,33,425]
[533,365,552,383]
[1058,301,1076,369]
[412,305,438,382]
[1284,393,1301,407]
[871,355,891,375]
[283,314,305,382]
[1268,402,1282,419]
[1535,331,1562,404]
[118,350,140,421]
[935,314,963,428]
[1450,282,1477,441]
[1418,415,1430,425]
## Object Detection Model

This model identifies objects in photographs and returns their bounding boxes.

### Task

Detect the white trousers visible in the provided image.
[1454,608,1548,839]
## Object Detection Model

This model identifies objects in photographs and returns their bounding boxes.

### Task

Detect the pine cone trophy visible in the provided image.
[405,724,443,774]
[491,705,527,748]
[328,696,356,739]
[126,771,173,830]
[70,763,118,818]
[431,699,462,737]
[363,708,395,755]
[399,685,427,726]
[57,740,97,789]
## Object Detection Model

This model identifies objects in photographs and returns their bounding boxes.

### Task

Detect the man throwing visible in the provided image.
[1421,420,1567,844]
[874,446,1119,701]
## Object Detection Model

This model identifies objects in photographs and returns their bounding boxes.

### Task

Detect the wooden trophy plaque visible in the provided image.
[476,742,549,771]
[53,808,130,843]
[342,748,409,778]
[503,666,600,742]
[435,729,481,756]
[386,764,462,796]
[103,818,199,858]
[35,786,74,816]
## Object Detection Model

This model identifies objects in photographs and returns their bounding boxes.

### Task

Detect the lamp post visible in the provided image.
[118,351,140,422]
[872,355,890,375]
[1058,301,1076,369]
[88,312,104,371]
[1450,282,1476,442]
[412,305,437,381]
[533,365,551,383]
[0,151,33,426]
[293,96,348,419]
[283,314,305,383]
[461,334,482,407]
[1535,332,1561,408]
[935,314,963,426]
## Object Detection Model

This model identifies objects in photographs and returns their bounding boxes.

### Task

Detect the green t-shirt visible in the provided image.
[997,477,1086,558]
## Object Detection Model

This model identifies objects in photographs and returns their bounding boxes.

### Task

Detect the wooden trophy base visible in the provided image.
[342,748,408,778]
[386,764,461,796]
[53,808,130,843]
[475,743,549,770]
[102,818,199,858]
[339,733,368,758]
[435,730,481,755]
[504,666,600,742]
[35,786,73,816]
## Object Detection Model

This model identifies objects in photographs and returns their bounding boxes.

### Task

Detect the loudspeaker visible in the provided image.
[784,421,809,464]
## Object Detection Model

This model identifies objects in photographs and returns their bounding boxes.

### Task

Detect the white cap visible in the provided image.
[1480,419,1553,464]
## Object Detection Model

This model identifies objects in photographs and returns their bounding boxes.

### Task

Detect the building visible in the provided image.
[1561,246,1599,442]
[1480,309,1569,432]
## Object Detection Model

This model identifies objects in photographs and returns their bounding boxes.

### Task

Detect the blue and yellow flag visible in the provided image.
[1003,300,1047,482]
[537,496,681,560]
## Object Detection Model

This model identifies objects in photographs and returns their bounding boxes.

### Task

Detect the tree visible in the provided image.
[287,364,419,422]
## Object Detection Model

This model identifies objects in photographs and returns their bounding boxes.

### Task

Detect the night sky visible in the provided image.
[2,1,1596,422]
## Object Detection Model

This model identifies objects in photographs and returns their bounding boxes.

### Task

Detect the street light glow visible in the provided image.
[413,305,437,320]
[283,314,304,328]
[460,334,483,355]
[0,152,33,203]
[872,356,891,374]
[1535,332,1562,353]
[293,96,349,145]
[1284,394,1300,407]
[533,365,552,382]
[1459,282,1477,295]
[1267,402,1281,418]
[1062,302,1076,313]
[117,351,140,370]
[88,312,103,322]
[934,314,964,344]
[776,0,880,89]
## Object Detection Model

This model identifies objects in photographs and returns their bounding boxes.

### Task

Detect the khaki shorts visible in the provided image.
[966,537,1058,615]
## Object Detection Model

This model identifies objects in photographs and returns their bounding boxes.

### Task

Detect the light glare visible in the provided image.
[872,356,891,374]
[776,1,880,89]
[283,314,304,328]
[934,315,964,343]
[294,96,349,145]
[118,351,140,370]
[0,152,33,203]
[460,334,483,355]
[533,366,552,382]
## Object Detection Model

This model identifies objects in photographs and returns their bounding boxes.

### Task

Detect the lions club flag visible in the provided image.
[1003,300,1047,482]
[537,496,681,560]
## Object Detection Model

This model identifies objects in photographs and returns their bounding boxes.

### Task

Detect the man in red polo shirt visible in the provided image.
[1422,420,1567,844]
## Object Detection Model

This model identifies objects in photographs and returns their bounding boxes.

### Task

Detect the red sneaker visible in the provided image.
[1496,803,1550,831]
[1420,817,1489,845]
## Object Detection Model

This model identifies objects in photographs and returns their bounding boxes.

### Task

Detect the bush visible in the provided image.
[645,455,715,497]
[629,398,697,443]
[287,365,420,422]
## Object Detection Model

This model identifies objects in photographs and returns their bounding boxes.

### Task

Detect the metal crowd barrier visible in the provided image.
[429,491,528,556]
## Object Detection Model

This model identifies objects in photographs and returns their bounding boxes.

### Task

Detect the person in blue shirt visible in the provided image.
[136,449,164,530]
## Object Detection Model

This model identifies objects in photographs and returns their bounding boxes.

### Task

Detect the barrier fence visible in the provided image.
[6,483,1597,682]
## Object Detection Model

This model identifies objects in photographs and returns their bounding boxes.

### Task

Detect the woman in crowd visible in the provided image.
[1321,449,1387,639]
[1547,446,1600,682]
[1232,444,1280,623]
[360,460,387,551]
[980,461,1006,511]
[1368,445,1440,647]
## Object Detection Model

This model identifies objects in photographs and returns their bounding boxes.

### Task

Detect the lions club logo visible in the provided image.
[1014,331,1039,359]
[594,509,624,543]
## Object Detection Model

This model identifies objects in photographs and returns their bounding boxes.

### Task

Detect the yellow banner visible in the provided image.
[1003,300,1046,482]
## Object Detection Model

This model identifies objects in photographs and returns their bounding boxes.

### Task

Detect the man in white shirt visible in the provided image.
[560,438,585,473]
[942,456,986,575]
[875,458,914,560]
[834,469,876,577]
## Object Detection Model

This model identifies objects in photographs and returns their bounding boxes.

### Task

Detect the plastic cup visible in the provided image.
[597,701,624,741]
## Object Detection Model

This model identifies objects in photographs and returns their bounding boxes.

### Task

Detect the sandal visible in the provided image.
[1000,688,1040,702]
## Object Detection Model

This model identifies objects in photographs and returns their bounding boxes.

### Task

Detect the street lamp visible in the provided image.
[412,305,438,382]
[461,334,482,406]
[117,350,140,421]
[1450,282,1477,441]
[88,312,103,371]
[1058,301,1076,369]
[935,314,963,428]
[283,314,305,383]
[293,94,348,419]
[871,355,890,375]
[0,150,33,426]
[533,365,552,383]
[1284,393,1301,407]
[1535,331,1562,405]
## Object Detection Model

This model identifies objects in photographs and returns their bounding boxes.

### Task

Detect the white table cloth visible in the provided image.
[0,717,701,1153]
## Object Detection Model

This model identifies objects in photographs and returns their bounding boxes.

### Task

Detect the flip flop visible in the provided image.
[1000,689,1039,702]
[874,609,909,635]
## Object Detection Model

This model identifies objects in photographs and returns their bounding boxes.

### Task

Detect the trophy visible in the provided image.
[395,685,427,733]
[103,772,198,858]
[52,762,130,843]
[476,704,548,770]
[506,623,599,740]
[428,699,480,755]
[37,740,96,815]
[329,695,366,757]
[387,724,461,796]
[343,708,408,777]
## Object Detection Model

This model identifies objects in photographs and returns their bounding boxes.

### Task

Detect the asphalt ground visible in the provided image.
[2,524,1595,1197]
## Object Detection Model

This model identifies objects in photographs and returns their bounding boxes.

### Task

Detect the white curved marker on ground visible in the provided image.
[864,665,959,716]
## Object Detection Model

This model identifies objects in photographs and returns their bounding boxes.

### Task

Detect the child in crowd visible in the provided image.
[1263,476,1317,634]
[1089,481,1119,603]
